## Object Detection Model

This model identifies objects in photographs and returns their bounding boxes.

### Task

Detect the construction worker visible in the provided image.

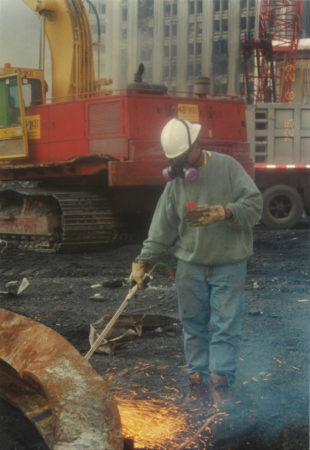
[129,118,263,408]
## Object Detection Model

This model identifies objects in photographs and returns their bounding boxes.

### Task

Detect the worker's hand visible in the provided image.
[185,204,226,227]
[129,262,147,290]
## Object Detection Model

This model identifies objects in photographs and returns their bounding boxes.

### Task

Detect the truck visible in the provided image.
[0,0,254,251]
[247,103,310,229]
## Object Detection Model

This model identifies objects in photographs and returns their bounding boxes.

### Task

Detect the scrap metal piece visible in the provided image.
[0,278,30,297]
[89,314,144,355]
[0,308,123,449]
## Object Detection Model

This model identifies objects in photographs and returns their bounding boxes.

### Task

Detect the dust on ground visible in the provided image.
[0,222,309,449]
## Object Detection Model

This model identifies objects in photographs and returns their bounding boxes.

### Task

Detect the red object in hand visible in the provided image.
[187,202,196,210]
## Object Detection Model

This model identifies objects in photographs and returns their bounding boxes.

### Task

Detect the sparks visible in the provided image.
[117,397,193,448]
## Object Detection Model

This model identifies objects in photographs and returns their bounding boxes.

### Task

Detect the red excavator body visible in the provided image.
[0,78,253,250]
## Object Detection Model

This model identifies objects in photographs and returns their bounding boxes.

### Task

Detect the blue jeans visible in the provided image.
[175,259,247,385]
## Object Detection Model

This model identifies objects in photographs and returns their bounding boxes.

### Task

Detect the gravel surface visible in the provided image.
[0,222,309,449]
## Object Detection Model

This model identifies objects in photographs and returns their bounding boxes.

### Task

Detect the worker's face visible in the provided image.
[186,141,201,167]
[170,141,201,167]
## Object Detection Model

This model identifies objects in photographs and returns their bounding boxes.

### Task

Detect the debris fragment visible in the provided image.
[102,279,123,288]
[89,293,108,302]
[0,278,30,297]
[17,277,30,295]
[248,310,263,316]
[89,314,144,354]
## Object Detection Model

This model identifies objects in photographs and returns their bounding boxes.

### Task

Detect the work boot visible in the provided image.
[209,374,233,408]
[182,372,210,409]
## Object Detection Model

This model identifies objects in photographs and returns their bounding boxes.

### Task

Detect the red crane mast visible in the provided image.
[242,0,303,103]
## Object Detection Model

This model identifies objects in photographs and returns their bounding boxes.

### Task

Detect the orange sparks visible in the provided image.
[117,397,192,449]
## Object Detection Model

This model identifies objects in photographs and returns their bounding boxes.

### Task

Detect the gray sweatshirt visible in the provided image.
[136,151,263,266]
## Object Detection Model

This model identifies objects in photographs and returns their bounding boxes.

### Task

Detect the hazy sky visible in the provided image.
[0,0,41,68]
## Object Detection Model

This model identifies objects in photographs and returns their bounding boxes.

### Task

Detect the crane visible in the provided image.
[242,0,303,103]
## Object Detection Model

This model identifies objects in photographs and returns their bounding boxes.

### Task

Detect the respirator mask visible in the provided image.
[162,118,201,182]
[162,155,200,182]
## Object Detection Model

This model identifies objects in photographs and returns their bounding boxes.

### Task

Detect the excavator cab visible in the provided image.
[0,73,28,160]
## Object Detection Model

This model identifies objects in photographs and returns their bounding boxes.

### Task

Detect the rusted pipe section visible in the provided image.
[0,308,123,449]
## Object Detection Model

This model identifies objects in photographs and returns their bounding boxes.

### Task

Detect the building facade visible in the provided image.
[88,0,309,99]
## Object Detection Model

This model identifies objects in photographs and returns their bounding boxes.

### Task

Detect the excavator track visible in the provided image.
[0,188,121,251]
[53,191,117,252]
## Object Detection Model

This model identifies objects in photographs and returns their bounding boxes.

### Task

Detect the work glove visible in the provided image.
[185,204,226,227]
[129,262,147,290]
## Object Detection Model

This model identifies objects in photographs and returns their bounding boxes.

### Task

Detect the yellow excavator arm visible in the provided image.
[22,0,95,101]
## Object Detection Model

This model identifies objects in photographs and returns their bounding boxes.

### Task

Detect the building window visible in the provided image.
[187,85,194,95]
[188,23,195,37]
[164,46,169,57]
[189,1,195,15]
[196,22,203,37]
[213,39,228,76]
[120,50,128,82]
[197,1,203,14]
[122,8,127,21]
[171,45,177,57]
[122,29,127,40]
[188,63,194,77]
[99,4,106,14]
[165,4,171,16]
[141,46,152,61]
[214,39,228,54]
[173,3,177,15]
[214,83,227,95]
[214,20,220,32]
[196,42,202,55]
[164,25,170,37]
[188,43,194,54]
[240,17,247,30]
[172,23,177,36]
[163,66,169,80]
[249,16,255,30]
[214,0,220,12]
[138,0,154,19]
[145,66,152,79]
[222,19,228,32]
[223,0,228,10]
[171,62,176,77]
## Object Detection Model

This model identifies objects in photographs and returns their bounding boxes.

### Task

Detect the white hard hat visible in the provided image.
[160,118,201,158]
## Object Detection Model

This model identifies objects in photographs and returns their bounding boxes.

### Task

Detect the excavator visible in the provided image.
[0,0,254,252]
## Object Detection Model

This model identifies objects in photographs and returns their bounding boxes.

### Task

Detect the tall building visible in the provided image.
[88,0,308,98]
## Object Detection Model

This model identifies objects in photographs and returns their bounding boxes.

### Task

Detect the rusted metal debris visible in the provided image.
[0,308,123,449]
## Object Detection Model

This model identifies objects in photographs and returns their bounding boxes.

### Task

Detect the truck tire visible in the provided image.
[303,186,310,217]
[261,184,303,229]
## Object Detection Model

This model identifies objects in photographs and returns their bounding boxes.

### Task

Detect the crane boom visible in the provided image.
[22,0,95,101]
